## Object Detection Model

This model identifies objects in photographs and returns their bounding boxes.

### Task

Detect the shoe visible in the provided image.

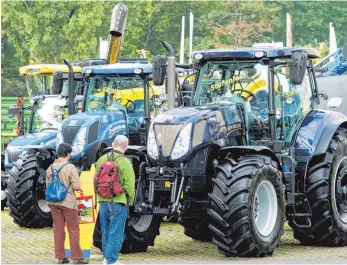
[57,259,70,264]
[103,259,107,265]
[72,259,89,264]
[115,262,124,265]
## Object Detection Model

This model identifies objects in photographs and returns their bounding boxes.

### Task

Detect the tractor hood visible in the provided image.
[4,130,57,169]
[59,110,127,159]
[7,130,57,147]
[147,103,244,164]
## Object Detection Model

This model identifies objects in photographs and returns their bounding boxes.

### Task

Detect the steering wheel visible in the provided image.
[115,98,136,112]
[230,89,255,99]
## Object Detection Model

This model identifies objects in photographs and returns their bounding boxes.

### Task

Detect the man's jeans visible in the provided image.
[99,202,127,264]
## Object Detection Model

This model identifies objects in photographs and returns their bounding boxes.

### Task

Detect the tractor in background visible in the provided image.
[314,35,347,77]
[1,63,83,212]
[120,41,347,257]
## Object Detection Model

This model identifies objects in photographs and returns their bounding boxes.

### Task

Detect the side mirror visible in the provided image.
[319,91,329,101]
[52,70,64,94]
[289,52,308,85]
[8,106,18,119]
[152,55,167,86]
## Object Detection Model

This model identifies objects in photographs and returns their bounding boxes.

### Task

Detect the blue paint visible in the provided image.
[4,130,57,170]
[295,109,347,156]
[282,165,291,173]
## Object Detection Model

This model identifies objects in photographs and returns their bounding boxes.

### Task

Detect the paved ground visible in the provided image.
[1,209,346,264]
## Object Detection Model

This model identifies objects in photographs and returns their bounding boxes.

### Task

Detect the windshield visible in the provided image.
[25,75,52,97]
[31,97,68,132]
[194,61,268,106]
[194,60,314,142]
[85,75,146,111]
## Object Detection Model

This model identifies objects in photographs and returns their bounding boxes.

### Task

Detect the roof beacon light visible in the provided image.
[254,51,265,58]
[194,53,204,60]
[134,68,143,74]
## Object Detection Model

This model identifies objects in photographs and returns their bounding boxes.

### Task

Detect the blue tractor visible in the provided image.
[2,64,83,214]
[121,41,347,256]
[61,60,165,253]
[3,60,101,224]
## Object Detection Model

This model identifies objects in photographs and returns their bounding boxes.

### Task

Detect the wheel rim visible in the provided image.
[334,157,347,224]
[129,214,153,233]
[36,176,50,213]
[1,189,7,201]
[37,199,50,213]
[253,180,278,237]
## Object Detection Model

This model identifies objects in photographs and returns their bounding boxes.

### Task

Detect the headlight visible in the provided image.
[134,68,143,74]
[171,123,192,160]
[147,124,158,159]
[193,53,204,60]
[30,99,35,105]
[71,127,87,156]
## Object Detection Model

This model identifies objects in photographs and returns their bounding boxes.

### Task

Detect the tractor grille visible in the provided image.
[5,149,22,163]
[63,126,81,145]
[154,124,183,156]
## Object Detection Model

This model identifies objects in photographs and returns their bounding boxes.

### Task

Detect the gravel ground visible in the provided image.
[1,209,346,264]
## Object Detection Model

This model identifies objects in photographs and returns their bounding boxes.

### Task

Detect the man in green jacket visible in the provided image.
[96,135,135,265]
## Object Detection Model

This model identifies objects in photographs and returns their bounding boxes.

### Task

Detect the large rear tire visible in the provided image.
[6,153,53,228]
[209,154,285,257]
[178,211,212,241]
[93,210,162,253]
[290,129,347,246]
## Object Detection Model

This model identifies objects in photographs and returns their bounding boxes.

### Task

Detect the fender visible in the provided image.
[102,146,148,165]
[295,109,347,158]
[126,146,148,164]
[218,145,281,169]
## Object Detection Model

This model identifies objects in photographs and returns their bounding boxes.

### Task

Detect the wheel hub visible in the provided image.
[37,199,50,213]
[129,214,153,233]
[253,180,278,237]
[1,189,7,201]
[335,157,347,224]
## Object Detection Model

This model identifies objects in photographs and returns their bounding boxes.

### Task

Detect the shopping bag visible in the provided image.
[64,165,97,259]
[77,190,95,224]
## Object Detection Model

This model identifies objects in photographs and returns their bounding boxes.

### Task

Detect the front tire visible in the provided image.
[1,172,7,211]
[6,153,53,228]
[208,154,285,257]
[93,210,162,253]
[179,211,212,241]
[290,129,347,246]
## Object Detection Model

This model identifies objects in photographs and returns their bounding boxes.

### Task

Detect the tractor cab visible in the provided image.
[58,62,166,171]
[19,63,83,97]
[190,48,320,144]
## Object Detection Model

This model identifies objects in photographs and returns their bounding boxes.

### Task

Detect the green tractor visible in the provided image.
[118,41,347,257]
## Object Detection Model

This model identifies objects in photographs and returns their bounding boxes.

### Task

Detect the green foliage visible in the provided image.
[1,1,347,96]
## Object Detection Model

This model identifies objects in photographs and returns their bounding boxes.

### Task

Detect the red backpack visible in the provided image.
[94,152,123,200]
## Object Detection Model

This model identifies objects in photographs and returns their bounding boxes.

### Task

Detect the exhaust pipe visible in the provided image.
[63,59,75,115]
[162,41,176,110]
[106,3,128,64]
